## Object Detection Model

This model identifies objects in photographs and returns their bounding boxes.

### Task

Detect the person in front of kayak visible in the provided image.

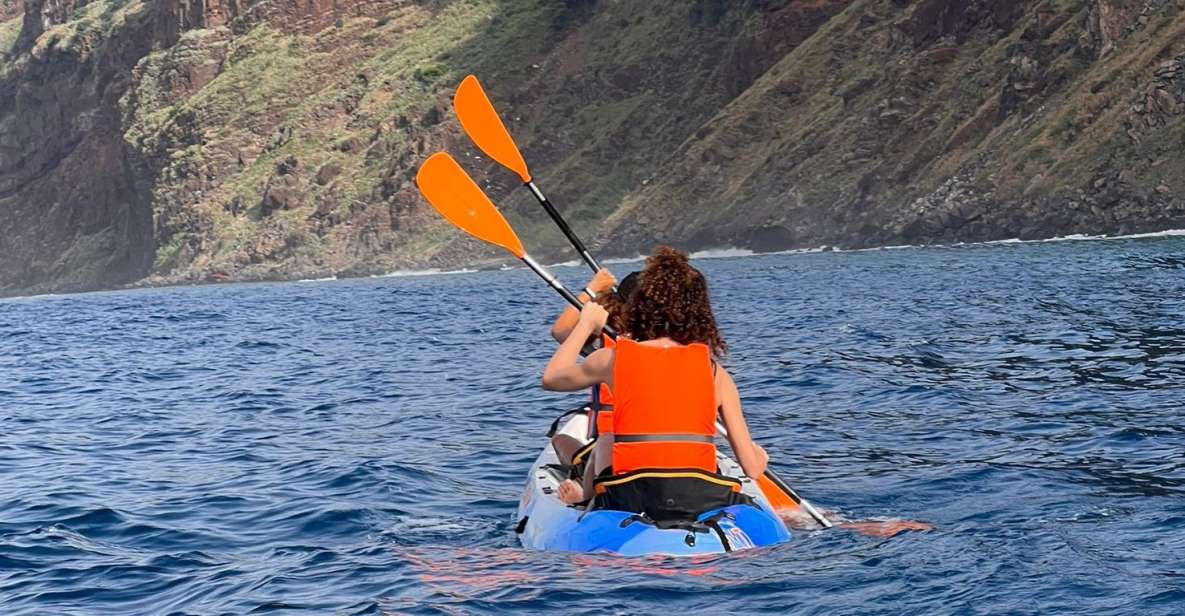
[542,246,768,518]
[547,269,640,474]
[549,268,637,345]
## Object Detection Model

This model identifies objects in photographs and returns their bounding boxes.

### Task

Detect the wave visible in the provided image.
[297,276,338,283]
[686,245,833,259]
[689,247,755,259]
[601,255,646,264]
[954,228,1185,248]
[372,268,478,278]
[0,292,60,303]
[1101,228,1185,240]
[762,246,832,256]
[689,228,1185,260]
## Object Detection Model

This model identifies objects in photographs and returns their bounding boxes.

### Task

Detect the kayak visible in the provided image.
[515,415,792,556]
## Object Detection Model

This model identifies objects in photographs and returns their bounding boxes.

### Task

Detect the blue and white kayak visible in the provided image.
[515,417,792,556]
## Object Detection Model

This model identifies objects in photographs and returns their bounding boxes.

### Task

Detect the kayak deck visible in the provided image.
[516,418,792,556]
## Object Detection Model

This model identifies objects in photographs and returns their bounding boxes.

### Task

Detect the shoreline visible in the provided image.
[4,227,1184,302]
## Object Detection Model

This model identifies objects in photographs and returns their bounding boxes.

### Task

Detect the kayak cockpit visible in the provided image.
[516,415,791,556]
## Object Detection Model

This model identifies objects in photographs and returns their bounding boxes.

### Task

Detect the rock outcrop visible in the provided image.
[0,1,20,21]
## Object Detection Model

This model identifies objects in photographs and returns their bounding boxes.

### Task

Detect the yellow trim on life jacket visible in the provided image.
[594,471,742,494]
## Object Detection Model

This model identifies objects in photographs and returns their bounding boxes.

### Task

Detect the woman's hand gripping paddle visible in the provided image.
[713,421,832,528]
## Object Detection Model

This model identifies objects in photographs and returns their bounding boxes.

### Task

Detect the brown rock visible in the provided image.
[1151,88,1179,115]
[276,156,299,176]
[0,0,20,22]
[315,162,342,185]
[261,174,301,215]
[313,193,340,219]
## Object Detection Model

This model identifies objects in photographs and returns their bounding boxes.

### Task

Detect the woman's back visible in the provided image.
[610,338,718,475]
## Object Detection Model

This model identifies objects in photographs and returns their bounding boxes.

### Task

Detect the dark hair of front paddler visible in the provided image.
[616,271,641,303]
[625,246,727,357]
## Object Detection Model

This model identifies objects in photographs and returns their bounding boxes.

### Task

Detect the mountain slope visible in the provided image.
[1,0,1183,296]
[600,0,1185,254]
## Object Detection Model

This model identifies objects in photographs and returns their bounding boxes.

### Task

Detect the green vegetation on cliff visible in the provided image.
[0,19,18,58]
[1,0,1184,296]
[121,0,579,284]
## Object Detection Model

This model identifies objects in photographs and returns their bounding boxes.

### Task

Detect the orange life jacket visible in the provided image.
[610,338,717,474]
[591,335,615,437]
[592,335,616,407]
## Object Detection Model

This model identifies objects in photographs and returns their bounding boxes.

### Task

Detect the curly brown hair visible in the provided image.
[625,246,727,357]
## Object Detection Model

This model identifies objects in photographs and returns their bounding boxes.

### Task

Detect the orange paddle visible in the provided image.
[415,152,618,339]
[417,153,526,258]
[454,75,603,274]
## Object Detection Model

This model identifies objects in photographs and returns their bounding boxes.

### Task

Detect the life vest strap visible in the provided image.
[613,433,714,444]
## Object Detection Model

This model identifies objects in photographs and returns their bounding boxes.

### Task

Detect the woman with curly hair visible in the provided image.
[542,246,768,510]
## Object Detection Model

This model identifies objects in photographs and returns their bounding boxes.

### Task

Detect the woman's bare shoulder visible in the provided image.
[586,346,616,371]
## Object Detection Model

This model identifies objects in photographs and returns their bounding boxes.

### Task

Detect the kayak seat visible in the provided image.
[546,406,591,438]
[552,434,587,469]
[593,468,755,523]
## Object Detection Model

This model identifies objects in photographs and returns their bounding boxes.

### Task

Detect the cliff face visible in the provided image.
[1,1,1184,296]
[599,0,1185,254]
[0,0,153,296]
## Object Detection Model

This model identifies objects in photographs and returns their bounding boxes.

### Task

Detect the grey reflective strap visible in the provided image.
[614,433,714,444]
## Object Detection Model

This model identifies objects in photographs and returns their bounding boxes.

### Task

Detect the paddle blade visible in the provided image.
[416,152,525,258]
[756,473,804,515]
[455,75,532,183]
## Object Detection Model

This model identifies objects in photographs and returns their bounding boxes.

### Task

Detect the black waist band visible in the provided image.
[614,433,714,443]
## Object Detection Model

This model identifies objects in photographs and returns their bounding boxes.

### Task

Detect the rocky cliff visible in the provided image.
[601,0,1185,254]
[1,0,1183,296]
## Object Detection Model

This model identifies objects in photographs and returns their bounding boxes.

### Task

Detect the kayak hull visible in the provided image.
[516,417,792,556]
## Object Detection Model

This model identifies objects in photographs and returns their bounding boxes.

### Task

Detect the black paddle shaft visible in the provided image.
[521,253,618,340]
[525,182,602,273]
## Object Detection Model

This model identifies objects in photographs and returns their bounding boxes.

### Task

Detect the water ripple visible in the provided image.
[0,238,1183,613]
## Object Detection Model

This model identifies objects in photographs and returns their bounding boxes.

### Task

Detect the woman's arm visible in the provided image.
[716,367,769,479]
[550,269,616,343]
[542,303,613,391]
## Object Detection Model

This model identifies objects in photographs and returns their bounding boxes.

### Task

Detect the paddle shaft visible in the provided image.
[521,253,617,339]
[714,421,833,528]
[525,182,602,273]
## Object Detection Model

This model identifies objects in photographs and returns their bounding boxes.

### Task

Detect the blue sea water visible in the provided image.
[1,236,1184,615]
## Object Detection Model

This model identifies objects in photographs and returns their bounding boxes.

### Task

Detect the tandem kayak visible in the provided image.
[515,415,792,556]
